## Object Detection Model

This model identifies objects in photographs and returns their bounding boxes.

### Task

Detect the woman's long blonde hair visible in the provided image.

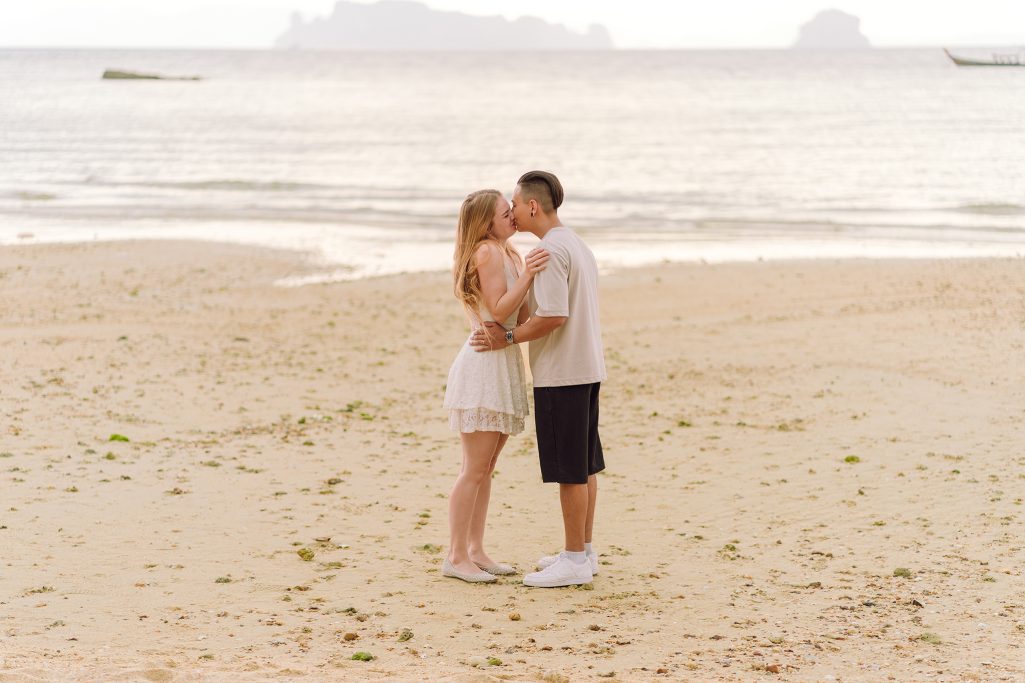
[453,189,522,321]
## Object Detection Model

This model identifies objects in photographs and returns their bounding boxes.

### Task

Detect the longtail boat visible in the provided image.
[944,48,1025,67]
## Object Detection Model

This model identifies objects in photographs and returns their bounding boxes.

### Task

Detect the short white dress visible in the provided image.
[444,260,529,435]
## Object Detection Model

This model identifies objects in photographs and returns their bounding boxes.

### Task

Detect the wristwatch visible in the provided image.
[505,328,516,344]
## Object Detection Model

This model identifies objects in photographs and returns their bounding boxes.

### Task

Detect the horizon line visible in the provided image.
[1,43,1019,51]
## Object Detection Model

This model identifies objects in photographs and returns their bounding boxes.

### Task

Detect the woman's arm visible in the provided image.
[476,243,547,323]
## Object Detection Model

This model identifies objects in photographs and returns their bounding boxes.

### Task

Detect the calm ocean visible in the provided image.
[2,48,1023,281]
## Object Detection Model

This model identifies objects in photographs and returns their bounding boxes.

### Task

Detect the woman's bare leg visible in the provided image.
[448,431,501,574]
[468,433,508,567]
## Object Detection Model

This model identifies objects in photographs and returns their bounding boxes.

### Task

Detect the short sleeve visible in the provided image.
[532,243,569,317]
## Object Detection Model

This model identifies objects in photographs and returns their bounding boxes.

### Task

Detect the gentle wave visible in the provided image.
[131,179,327,193]
[953,203,1025,216]
[69,177,455,199]
[5,201,1025,245]
[27,180,1025,228]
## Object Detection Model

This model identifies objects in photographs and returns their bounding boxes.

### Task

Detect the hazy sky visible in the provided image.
[2,0,1024,49]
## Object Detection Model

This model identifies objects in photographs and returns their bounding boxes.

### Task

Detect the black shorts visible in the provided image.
[533,382,605,484]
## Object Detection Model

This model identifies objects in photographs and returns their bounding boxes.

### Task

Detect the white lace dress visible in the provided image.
[444,261,529,435]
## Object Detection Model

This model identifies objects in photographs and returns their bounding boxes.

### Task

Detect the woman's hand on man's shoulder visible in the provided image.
[524,247,550,276]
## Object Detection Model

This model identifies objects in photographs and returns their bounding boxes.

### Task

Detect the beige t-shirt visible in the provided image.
[528,226,607,388]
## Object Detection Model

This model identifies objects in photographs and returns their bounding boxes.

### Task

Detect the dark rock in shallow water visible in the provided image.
[102,69,202,81]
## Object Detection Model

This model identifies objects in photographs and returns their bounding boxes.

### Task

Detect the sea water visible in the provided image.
[2,48,1023,281]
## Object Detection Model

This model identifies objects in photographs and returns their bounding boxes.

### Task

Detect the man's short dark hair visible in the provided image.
[517,170,564,212]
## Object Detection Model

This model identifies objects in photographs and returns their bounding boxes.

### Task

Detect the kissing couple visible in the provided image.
[442,170,607,588]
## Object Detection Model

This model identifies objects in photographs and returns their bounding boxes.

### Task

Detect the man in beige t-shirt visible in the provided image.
[472,170,606,588]
[527,225,606,388]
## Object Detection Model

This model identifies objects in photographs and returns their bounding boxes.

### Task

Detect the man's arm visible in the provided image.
[470,315,566,352]
[516,301,530,326]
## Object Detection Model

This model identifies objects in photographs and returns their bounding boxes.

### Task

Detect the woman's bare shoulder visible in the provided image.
[473,240,503,268]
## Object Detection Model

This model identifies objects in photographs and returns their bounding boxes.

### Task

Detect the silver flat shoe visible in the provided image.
[476,561,517,576]
[442,559,497,583]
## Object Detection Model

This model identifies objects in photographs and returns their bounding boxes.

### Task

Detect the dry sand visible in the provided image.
[1,240,1023,682]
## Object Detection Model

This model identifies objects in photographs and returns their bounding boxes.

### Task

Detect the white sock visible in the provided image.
[565,550,588,565]
[584,542,594,556]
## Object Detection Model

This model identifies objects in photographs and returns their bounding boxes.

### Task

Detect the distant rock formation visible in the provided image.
[793,9,871,49]
[275,0,613,50]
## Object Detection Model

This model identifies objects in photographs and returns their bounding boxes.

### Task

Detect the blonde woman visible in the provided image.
[442,189,548,583]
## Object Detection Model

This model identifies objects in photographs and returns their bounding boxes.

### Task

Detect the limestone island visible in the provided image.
[793,9,871,49]
[275,0,613,50]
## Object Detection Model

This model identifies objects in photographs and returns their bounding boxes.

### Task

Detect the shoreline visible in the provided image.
[2,235,1023,288]
[2,240,1023,681]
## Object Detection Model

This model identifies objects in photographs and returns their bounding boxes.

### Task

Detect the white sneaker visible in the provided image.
[523,555,593,588]
[537,551,599,576]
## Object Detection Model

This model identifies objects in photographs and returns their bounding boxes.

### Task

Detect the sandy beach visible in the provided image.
[1,240,1024,682]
